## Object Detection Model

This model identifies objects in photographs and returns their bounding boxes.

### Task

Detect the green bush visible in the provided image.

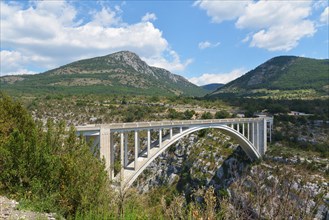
[0,92,111,217]
[201,112,213,119]
[214,110,230,119]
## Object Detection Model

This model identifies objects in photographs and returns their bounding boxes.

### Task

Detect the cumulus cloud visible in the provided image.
[198,41,220,49]
[143,50,193,72]
[320,7,329,24]
[250,21,315,51]
[195,0,316,51]
[0,50,37,76]
[91,7,123,27]
[188,68,245,86]
[194,0,249,23]
[142,12,157,22]
[0,1,189,75]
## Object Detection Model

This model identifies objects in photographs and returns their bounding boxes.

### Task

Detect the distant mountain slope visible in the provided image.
[209,56,329,99]
[0,51,206,97]
[201,83,224,92]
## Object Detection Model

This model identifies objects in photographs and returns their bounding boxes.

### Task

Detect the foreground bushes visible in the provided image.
[0,93,111,217]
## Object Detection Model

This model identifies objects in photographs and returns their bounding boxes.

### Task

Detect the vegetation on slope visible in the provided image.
[210,56,329,99]
[0,51,206,97]
[201,83,224,92]
[0,93,111,217]
[1,92,328,219]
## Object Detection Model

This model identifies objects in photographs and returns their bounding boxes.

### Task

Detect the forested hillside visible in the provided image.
[210,56,329,99]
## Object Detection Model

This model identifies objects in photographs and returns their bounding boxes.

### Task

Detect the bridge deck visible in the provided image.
[76,118,270,132]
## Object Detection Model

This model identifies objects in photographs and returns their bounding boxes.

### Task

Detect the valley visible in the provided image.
[0,52,328,219]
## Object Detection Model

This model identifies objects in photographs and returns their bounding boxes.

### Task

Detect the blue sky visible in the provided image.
[1,0,328,85]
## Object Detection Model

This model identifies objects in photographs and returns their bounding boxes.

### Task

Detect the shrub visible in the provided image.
[0,93,111,217]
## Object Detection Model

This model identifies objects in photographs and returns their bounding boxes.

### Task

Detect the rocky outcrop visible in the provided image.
[0,196,59,220]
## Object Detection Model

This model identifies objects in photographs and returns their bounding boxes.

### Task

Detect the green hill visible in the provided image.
[209,56,329,99]
[0,51,206,97]
[201,83,224,92]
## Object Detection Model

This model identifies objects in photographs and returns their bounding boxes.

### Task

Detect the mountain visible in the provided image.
[209,56,329,99]
[201,83,224,92]
[0,51,206,97]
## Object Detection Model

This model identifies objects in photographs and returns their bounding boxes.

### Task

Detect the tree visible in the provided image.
[0,93,111,218]
[215,110,230,119]
[183,110,195,120]
[201,112,213,119]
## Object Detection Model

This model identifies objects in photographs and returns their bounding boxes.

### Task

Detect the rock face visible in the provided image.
[0,196,59,220]
[133,130,249,194]
[133,129,328,219]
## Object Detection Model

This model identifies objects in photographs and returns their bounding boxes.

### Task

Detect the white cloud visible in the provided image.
[142,12,157,22]
[91,7,123,27]
[236,1,312,29]
[195,0,316,51]
[188,68,245,86]
[0,2,190,75]
[143,50,193,72]
[194,0,249,23]
[0,50,37,76]
[250,21,315,51]
[320,7,329,24]
[198,41,220,49]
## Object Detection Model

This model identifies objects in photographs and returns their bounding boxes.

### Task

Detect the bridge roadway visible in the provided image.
[76,117,273,189]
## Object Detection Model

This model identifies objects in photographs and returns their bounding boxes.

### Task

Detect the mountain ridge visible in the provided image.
[209,56,329,99]
[201,83,224,92]
[1,51,206,97]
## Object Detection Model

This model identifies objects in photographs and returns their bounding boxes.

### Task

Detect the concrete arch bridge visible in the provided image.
[76,117,273,189]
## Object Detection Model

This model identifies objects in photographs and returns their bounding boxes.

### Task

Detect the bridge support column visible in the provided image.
[147,129,151,158]
[256,122,260,153]
[135,130,139,170]
[110,133,114,180]
[252,122,255,146]
[120,132,124,181]
[231,123,234,129]
[247,123,250,141]
[242,123,245,136]
[100,128,112,179]
[124,133,128,167]
[237,123,240,133]
[180,127,183,133]
[170,128,173,139]
[159,129,162,148]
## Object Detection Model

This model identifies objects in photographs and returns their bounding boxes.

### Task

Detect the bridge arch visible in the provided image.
[76,117,273,189]
[124,125,260,189]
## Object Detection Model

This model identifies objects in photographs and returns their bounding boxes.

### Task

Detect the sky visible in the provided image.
[1,0,328,85]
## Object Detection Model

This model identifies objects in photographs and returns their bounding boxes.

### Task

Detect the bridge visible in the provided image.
[76,117,273,189]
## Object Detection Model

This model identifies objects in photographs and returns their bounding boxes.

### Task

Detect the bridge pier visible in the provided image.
[247,123,250,140]
[135,130,139,170]
[147,129,151,158]
[100,128,111,174]
[124,133,128,167]
[159,129,162,148]
[120,132,124,181]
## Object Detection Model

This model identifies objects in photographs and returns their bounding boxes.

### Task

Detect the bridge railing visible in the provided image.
[76,117,273,131]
